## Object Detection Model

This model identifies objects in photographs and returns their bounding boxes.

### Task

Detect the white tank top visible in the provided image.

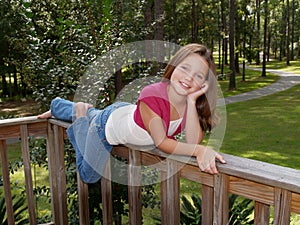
[105,104,182,150]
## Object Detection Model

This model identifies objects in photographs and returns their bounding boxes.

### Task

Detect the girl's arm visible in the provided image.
[139,102,225,174]
[184,82,208,144]
[184,98,204,144]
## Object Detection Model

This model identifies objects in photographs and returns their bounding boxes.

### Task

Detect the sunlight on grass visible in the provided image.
[222,84,300,169]
[248,60,300,74]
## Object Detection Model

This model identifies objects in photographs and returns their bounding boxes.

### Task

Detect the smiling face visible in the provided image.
[169,53,209,96]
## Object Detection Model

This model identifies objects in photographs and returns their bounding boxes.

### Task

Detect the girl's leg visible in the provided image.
[67,107,107,183]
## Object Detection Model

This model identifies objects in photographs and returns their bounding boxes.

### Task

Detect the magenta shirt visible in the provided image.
[134,82,187,139]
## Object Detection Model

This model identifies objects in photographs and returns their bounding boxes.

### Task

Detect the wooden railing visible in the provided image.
[0,116,299,225]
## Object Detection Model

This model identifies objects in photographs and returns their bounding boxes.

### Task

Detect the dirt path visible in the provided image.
[0,99,40,117]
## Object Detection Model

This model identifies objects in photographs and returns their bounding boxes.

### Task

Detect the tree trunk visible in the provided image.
[191,0,198,42]
[229,0,235,90]
[172,0,177,43]
[262,0,268,77]
[144,0,153,40]
[154,0,164,41]
[154,0,164,72]
[255,0,261,65]
[220,0,226,73]
[290,0,295,60]
[286,0,290,66]
[279,0,286,61]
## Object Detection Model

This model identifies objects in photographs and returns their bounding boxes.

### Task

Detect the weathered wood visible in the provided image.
[128,149,142,225]
[0,116,42,126]
[229,176,274,205]
[20,125,37,224]
[0,117,47,139]
[213,174,229,225]
[202,184,213,225]
[1,117,300,225]
[181,164,213,187]
[165,159,181,225]
[101,158,113,225]
[77,173,90,225]
[46,123,60,224]
[273,188,292,225]
[47,124,68,224]
[53,125,68,225]
[218,154,300,194]
[254,201,270,225]
[0,140,15,225]
[292,193,300,214]
[160,171,168,225]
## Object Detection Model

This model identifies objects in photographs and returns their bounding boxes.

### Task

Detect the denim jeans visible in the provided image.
[51,97,130,183]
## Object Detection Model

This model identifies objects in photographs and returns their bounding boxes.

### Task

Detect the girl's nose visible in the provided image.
[184,73,193,81]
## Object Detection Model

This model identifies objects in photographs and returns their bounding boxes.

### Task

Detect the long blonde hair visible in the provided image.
[162,43,219,132]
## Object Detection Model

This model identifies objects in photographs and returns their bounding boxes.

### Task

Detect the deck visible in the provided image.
[0,116,299,224]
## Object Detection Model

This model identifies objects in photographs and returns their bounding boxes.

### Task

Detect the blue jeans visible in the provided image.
[51,97,130,183]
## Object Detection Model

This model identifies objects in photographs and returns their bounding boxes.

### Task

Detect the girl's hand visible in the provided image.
[196,146,226,174]
[187,82,209,103]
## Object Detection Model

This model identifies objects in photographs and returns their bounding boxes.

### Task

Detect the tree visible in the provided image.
[229,0,236,90]
[286,0,291,66]
[262,0,269,77]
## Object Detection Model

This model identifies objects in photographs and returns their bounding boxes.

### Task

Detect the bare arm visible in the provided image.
[139,102,225,174]
[184,82,209,144]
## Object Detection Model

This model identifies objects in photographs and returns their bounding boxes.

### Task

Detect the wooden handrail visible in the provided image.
[0,117,299,224]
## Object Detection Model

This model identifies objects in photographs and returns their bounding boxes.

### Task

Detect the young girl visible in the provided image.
[38,43,226,183]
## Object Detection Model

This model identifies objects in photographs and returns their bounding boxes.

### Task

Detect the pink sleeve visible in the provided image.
[134,82,169,131]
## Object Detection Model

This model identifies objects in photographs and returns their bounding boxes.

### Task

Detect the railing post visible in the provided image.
[202,184,214,225]
[101,157,113,225]
[128,148,142,224]
[274,188,292,225]
[213,174,229,225]
[0,140,15,225]
[77,174,90,225]
[20,125,37,224]
[254,201,270,225]
[46,123,68,224]
[164,158,181,225]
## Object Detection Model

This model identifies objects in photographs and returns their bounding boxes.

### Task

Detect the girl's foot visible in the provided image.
[75,102,93,118]
[37,110,52,119]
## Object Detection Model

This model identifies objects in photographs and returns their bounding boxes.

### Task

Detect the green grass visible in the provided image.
[221,83,300,169]
[249,60,300,74]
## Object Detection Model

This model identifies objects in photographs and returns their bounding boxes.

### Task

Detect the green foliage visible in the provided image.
[180,194,254,225]
[0,194,29,225]
[180,194,202,225]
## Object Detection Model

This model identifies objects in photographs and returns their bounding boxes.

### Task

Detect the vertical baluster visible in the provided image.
[254,201,270,225]
[166,159,181,225]
[128,149,142,224]
[46,123,60,224]
[20,125,37,224]
[47,124,68,224]
[0,139,15,225]
[77,173,90,225]
[54,125,68,224]
[101,157,113,225]
[213,174,229,225]
[274,188,291,225]
[202,184,213,225]
[160,171,168,225]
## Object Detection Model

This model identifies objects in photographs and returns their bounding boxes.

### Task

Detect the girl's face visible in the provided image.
[170,53,209,96]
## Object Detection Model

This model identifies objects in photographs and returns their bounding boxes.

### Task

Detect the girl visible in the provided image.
[38,43,226,183]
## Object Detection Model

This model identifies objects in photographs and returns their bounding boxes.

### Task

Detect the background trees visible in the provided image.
[0,0,299,100]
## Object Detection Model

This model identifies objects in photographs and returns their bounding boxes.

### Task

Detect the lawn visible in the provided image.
[222,83,300,169]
